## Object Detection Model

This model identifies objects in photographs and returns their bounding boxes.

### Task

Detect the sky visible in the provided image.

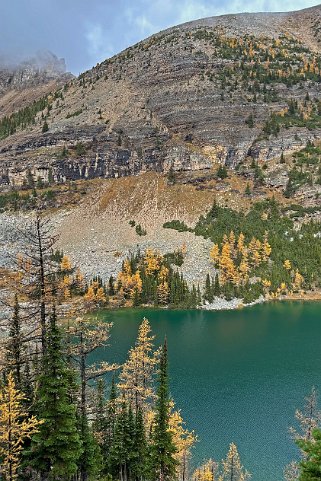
[0,0,319,74]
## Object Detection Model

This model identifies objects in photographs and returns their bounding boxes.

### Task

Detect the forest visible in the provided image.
[0,215,320,481]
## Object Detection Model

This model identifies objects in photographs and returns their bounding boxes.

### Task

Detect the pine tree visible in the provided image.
[149,339,177,481]
[28,308,82,480]
[0,372,42,481]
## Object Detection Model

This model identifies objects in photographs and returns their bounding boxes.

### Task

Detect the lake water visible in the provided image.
[95,302,321,481]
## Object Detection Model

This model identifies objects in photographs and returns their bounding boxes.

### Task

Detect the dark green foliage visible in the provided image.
[78,415,102,481]
[135,224,147,236]
[284,168,311,197]
[148,340,177,481]
[75,142,87,156]
[108,275,115,296]
[28,309,82,479]
[109,402,136,481]
[297,429,321,480]
[216,165,228,179]
[166,197,321,297]
[66,109,83,119]
[163,250,184,267]
[245,183,252,195]
[163,220,190,232]
[5,294,24,388]
[203,274,214,303]
[0,96,48,140]
[167,166,177,185]
[42,121,49,133]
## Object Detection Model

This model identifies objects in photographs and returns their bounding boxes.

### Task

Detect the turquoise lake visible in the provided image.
[95,302,321,481]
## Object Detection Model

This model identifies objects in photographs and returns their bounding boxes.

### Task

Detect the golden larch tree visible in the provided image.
[169,405,197,481]
[0,372,42,481]
[118,317,160,414]
[221,442,251,481]
[192,459,219,481]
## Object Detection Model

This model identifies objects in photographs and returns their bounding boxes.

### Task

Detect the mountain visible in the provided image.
[1,5,321,189]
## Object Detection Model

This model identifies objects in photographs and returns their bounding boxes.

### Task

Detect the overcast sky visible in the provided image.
[0,0,319,74]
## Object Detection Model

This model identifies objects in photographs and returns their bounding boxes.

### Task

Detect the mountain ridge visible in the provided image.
[1,5,321,190]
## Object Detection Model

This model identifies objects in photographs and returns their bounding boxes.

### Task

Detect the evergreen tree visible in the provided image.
[108,275,115,296]
[297,429,321,480]
[217,165,228,180]
[204,274,214,303]
[103,376,118,474]
[6,295,24,388]
[78,415,102,481]
[149,339,177,481]
[109,401,135,481]
[213,274,220,297]
[132,408,148,481]
[28,308,82,480]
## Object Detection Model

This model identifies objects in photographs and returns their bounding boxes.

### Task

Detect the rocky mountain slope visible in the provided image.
[1,5,321,188]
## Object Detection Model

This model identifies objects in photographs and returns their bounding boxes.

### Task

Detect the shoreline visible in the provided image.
[199,291,321,311]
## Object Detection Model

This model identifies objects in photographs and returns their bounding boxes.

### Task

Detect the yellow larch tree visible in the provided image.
[283,259,292,271]
[84,281,107,306]
[219,242,237,285]
[192,459,220,481]
[292,270,304,292]
[117,260,142,300]
[74,268,85,292]
[220,442,251,481]
[60,254,72,272]
[210,244,220,265]
[262,232,272,261]
[144,249,162,276]
[169,404,197,481]
[118,318,160,414]
[249,238,262,267]
[0,372,43,481]
[228,231,236,256]
[157,265,170,304]
[239,252,250,284]
[83,285,96,304]
[237,233,246,255]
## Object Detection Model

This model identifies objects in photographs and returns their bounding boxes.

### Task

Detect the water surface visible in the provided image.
[95,302,321,481]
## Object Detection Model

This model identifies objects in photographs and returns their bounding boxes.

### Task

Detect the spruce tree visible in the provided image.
[103,376,118,475]
[28,308,82,480]
[78,414,102,481]
[149,339,177,481]
[204,274,214,303]
[6,294,24,388]
[109,401,135,481]
[132,408,147,481]
[297,428,321,480]
[213,274,220,297]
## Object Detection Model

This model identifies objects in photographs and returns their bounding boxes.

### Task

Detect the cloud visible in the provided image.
[0,0,319,74]
[85,23,115,66]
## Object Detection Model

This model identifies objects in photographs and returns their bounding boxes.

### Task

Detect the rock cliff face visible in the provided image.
[0,51,69,94]
[2,6,321,187]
